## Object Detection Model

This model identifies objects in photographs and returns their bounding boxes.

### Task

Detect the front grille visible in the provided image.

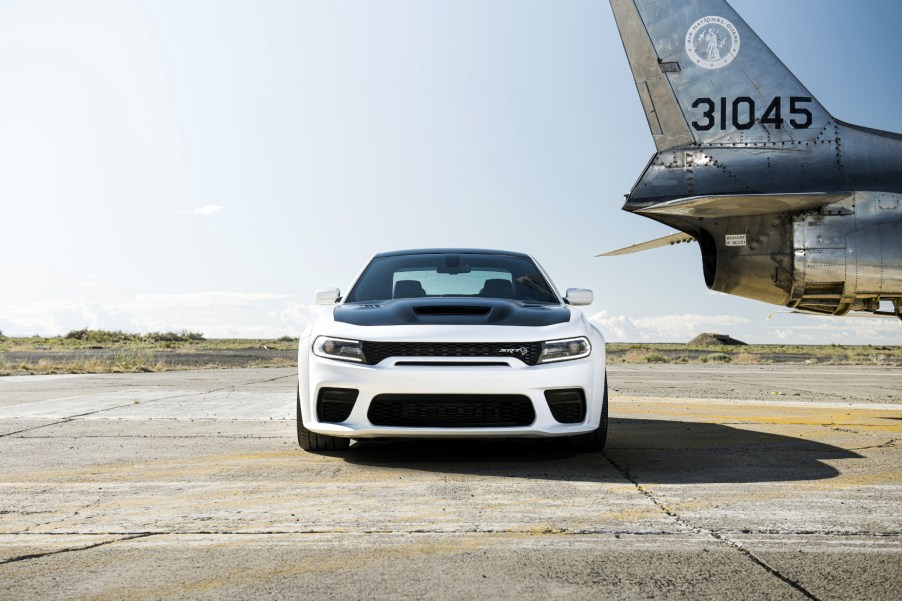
[394,361,510,367]
[368,394,535,427]
[317,388,359,423]
[413,306,491,316]
[544,389,586,424]
[361,341,541,365]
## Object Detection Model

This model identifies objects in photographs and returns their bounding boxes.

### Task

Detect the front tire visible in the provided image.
[296,389,350,452]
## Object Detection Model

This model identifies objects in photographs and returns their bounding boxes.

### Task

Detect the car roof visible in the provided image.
[373,248,531,258]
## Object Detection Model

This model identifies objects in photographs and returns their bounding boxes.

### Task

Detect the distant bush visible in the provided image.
[621,349,670,364]
[65,329,138,343]
[733,352,760,365]
[277,336,297,342]
[623,350,649,363]
[144,330,205,342]
[64,329,204,344]
[644,353,669,363]
[700,352,732,363]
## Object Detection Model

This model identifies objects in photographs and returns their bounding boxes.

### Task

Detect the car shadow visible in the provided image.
[338,418,860,484]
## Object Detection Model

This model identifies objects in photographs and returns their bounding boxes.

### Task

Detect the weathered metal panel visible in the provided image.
[847,219,902,296]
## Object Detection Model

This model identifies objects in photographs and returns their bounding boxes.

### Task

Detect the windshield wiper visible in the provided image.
[516,276,550,295]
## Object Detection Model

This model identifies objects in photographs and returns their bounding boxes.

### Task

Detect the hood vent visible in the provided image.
[413,305,491,316]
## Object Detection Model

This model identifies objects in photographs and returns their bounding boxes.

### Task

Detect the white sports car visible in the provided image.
[297,249,607,452]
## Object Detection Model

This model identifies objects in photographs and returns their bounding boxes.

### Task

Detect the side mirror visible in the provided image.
[564,288,593,306]
[315,288,341,305]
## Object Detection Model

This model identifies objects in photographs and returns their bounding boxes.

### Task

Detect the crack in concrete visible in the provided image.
[604,452,822,601]
[813,422,901,448]
[747,529,902,537]
[0,533,154,566]
[826,425,859,434]
[248,374,295,385]
[21,496,108,534]
[848,438,897,451]
[0,423,65,438]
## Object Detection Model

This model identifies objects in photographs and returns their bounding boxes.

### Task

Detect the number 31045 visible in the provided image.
[691,96,813,131]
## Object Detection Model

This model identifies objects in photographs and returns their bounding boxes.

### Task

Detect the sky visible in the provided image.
[1,0,901,343]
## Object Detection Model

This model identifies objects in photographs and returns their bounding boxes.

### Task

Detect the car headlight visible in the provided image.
[312,336,365,363]
[537,337,591,364]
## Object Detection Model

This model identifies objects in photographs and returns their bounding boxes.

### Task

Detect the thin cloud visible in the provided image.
[590,310,902,345]
[2,298,898,343]
[0,293,321,338]
[591,311,750,343]
[190,204,224,215]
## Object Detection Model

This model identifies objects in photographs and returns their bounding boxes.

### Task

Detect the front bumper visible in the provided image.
[300,352,606,439]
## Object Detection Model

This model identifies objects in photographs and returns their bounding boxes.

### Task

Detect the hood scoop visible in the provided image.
[333,299,570,326]
[413,305,491,316]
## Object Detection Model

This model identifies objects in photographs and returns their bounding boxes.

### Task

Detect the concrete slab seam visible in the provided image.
[0,529,691,538]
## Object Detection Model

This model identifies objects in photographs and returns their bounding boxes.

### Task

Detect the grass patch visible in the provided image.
[732,352,761,365]
[0,330,300,354]
[700,353,732,364]
[2,332,901,375]
[65,328,205,344]
[0,329,301,376]
[606,343,902,365]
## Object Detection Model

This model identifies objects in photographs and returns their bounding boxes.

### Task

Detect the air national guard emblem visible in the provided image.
[685,16,740,69]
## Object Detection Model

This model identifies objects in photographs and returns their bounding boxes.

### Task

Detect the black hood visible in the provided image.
[333,298,571,327]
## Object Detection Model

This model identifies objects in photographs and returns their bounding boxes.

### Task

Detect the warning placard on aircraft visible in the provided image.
[725,234,747,247]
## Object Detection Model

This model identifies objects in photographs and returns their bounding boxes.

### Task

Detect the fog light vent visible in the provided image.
[544,389,586,423]
[317,388,359,423]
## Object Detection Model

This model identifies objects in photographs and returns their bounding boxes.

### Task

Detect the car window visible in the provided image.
[346,253,558,304]
[391,269,512,296]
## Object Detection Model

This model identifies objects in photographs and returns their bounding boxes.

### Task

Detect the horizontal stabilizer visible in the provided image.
[638,193,850,219]
[597,232,695,257]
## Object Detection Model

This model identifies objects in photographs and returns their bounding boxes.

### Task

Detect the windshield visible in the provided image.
[345,253,559,304]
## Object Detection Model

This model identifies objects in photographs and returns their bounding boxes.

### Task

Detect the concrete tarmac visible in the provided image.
[0,365,900,600]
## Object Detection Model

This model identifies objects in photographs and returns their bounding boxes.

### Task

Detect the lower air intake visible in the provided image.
[317,388,359,423]
[544,389,586,423]
[368,394,535,427]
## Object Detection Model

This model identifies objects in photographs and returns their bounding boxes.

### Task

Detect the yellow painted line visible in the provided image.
[608,367,902,376]
[612,395,902,411]
[610,398,902,432]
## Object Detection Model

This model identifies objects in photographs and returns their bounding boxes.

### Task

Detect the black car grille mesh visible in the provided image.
[360,341,541,365]
[368,394,535,427]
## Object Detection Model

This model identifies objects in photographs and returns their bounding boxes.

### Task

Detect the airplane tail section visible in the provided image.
[610,0,833,149]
